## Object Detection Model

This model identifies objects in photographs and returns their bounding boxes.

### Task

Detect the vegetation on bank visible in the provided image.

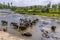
[0,2,60,17]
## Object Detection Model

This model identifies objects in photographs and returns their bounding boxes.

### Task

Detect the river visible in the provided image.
[0,12,60,40]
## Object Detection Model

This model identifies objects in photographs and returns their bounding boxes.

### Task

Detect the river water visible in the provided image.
[0,13,60,40]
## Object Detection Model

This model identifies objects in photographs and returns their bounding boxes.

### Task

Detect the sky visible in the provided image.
[0,0,60,7]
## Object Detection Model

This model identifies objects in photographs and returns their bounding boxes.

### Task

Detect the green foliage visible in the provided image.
[0,2,60,17]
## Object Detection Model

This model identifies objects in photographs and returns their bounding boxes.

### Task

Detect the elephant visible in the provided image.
[21,32,32,37]
[31,19,39,25]
[1,20,8,26]
[10,22,18,29]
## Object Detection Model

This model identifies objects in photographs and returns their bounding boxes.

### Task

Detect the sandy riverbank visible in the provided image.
[0,31,25,40]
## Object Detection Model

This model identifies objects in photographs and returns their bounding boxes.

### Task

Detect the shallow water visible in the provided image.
[0,13,60,40]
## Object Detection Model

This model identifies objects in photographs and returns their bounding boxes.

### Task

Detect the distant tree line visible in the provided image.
[0,2,60,14]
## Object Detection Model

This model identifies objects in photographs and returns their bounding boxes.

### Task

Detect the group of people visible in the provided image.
[40,26,57,40]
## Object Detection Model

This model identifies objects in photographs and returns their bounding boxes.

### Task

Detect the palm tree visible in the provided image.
[8,2,10,7]
[3,2,5,5]
[11,2,12,6]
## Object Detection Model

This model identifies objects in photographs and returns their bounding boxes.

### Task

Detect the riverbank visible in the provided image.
[38,13,60,18]
[17,12,60,18]
[17,13,60,19]
[0,31,24,40]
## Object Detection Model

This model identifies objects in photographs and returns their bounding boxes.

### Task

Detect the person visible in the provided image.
[40,30,50,40]
[42,31,50,38]
[51,26,56,33]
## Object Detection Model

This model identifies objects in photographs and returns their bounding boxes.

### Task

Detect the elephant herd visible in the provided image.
[1,18,39,31]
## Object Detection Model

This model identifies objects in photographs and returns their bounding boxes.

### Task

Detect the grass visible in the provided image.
[26,13,60,17]
[38,13,60,17]
[17,11,60,17]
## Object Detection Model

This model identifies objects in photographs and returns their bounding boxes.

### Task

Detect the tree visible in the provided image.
[58,3,60,12]
[52,4,58,12]
[8,3,10,7]
[11,2,12,6]
[47,2,51,8]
